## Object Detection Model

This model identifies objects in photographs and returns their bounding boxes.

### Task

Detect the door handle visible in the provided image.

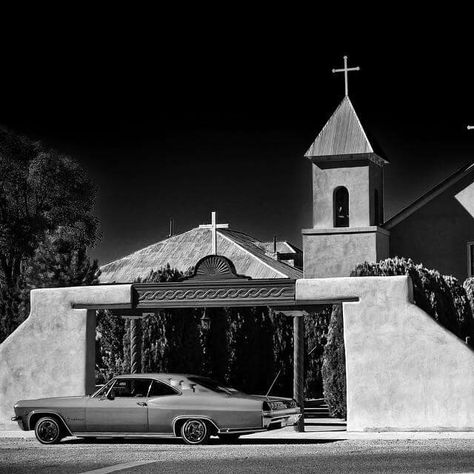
[136,402,147,407]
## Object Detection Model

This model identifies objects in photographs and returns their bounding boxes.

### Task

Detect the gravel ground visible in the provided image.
[1,437,474,473]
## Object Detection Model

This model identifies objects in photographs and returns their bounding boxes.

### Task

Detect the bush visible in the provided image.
[321,257,473,419]
[96,264,332,398]
[96,265,298,396]
[462,277,474,344]
[351,257,472,341]
[305,306,332,399]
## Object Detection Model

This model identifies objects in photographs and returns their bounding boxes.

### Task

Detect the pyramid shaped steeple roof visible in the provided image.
[305,96,388,166]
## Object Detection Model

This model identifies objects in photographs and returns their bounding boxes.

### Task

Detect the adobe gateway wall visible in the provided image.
[297,276,474,431]
[0,277,473,431]
[0,285,132,430]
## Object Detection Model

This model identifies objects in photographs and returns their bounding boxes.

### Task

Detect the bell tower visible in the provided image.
[302,58,390,277]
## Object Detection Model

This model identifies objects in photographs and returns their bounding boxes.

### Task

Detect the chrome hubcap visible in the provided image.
[38,420,58,442]
[183,420,206,443]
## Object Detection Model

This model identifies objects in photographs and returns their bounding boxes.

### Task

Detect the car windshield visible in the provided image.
[188,376,243,395]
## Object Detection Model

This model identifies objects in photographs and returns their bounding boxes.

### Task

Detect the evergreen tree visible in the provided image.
[0,126,98,342]
[321,304,346,418]
[228,307,276,394]
[96,265,204,380]
[305,306,332,399]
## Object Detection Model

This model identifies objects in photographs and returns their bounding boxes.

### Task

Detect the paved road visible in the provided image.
[1,437,474,473]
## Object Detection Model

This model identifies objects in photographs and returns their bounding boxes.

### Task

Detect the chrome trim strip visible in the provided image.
[218,428,266,435]
[171,415,219,435]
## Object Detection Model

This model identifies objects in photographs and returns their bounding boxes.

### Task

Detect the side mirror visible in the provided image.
[107,390,115,401]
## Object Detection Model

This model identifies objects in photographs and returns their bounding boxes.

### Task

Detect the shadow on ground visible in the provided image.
[61,437,342,446]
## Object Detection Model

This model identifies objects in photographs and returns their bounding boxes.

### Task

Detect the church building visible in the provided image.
[102,56,474,284]
[302,58,474,281]
[100,218,303,283]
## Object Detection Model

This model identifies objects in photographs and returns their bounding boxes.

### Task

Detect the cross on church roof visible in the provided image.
[332,55,360,97]
[199,211,229,255]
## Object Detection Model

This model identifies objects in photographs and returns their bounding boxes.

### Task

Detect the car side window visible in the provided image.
[148,380,179,397]
[113,379,152,398]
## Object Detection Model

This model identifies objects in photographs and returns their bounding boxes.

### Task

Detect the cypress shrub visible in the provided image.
[228,307,277,394]
[305,305,332,399]
[96,264,331,398]
[351,257,472,341]
[270,310,294,397]
[463,277,474,313]
[462,277,474,345]
[321,304,346,418]
[97,265,298,396]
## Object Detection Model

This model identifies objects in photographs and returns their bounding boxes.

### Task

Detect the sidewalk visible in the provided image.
[243,417,474,440]
[2,417,474,441]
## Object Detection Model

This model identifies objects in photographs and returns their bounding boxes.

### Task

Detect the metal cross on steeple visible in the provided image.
[199,211,229,255]
[332,55,360,97]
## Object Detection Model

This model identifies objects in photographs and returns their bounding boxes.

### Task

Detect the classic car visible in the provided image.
[12,373,301,445]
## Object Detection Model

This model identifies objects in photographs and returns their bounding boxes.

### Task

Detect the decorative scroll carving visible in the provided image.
[139,286,291,302]
[133,279,296,308]
[132,254,296,308]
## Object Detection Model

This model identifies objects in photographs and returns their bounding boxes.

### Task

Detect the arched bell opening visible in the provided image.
[333,186,349,227]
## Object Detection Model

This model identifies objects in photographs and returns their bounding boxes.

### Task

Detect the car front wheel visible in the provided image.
[180,419,210,445]
[34,416,63,445]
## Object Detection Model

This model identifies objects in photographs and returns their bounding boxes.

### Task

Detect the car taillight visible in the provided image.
[263,401,287,411]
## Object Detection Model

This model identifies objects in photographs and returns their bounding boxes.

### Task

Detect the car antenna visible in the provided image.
[265,369,282,399]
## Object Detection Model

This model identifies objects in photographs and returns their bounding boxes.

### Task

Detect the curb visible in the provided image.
[2,430,474,441]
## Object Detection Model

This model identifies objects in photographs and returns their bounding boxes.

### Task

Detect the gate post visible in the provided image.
[293,314,305,432]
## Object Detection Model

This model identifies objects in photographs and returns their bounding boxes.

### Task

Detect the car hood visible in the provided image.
[15,396,89,408]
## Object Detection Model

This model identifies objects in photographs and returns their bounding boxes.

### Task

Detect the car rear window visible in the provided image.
[148,380,179,397]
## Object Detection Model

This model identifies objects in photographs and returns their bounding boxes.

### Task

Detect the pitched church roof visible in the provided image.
[304,96,388,165]
[99,227,303,283]
[383,162,474,229]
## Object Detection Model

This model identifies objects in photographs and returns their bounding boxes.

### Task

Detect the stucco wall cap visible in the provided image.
[30,284,133,308]
[295,276,413,305]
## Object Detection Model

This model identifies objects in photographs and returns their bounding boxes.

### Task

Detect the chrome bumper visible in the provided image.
[263,409,302,429]
[11,416,25,430]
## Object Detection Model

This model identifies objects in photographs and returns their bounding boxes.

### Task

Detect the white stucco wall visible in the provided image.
[0,285,132,430]
[1,277,473,432]
[297,276,474,431]
[302,227,390,278]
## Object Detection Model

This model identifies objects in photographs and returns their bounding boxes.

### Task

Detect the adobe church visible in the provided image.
[101,56,474,283]
[2,57,474,434]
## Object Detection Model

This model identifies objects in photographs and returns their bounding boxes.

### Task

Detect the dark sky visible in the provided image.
[1,12,473,264]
